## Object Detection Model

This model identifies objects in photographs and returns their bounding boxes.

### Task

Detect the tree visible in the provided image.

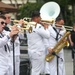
[17,2,43,19]
[68,0,75,22]
[17,0,74,26]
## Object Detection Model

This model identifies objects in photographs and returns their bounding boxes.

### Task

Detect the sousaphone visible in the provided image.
[40,1,60,23]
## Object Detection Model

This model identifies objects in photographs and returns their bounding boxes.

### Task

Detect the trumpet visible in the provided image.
[13,20,37,26]
[9,25,33,33]
[12,20,37,33]
[13,20,28,25]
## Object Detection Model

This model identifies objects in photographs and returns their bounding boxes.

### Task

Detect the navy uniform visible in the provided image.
[2,29,20,75]
[5,24,22,75]
[26,23,50,75]
[8,36,20,75]
[44,25,66,75]
[0,30,11,75]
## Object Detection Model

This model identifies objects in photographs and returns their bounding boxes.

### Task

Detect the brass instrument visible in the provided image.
[45,31,70,62]
[13,20,28,25]
[55,24,73,31]
[54,23,73,31]
[41,19,54,25]
[65,26,73,31]
[40,1,73,31]
[40,2,60,24]
[13,20,36,26]
[13,20,37,33]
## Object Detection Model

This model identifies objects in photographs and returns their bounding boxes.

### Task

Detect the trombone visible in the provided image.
[53,23,73,31]
[65,26,73,31]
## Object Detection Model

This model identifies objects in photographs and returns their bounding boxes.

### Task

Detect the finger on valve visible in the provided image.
[43,23,49,29]
[48,47,54,54]
[11,25,19,31]
[19,19,28,27]
[18,19,24,25]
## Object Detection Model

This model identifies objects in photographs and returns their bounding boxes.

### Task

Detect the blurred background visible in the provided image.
[0,0,75,26]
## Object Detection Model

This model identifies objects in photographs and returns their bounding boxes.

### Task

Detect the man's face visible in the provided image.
[0,18,6,32]
[4,14,11,24]
[59,20,64,25]
[55,19,64,29]
[36,16,41,23]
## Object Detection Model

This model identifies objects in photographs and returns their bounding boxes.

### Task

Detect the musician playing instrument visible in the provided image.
[3,11,24,75]
[0,15,19,75]
[44,17,66,75]
[26,11,50,75]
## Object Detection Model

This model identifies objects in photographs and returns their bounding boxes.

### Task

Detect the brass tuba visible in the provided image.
[40,1,60,23]
[45,31,70,62]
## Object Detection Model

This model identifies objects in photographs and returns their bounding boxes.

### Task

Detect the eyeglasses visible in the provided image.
[0,21,7,25]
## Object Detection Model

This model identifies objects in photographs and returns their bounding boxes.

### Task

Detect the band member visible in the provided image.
[7,22,24,75]
[26,11,50,75]
[3,11,24,75]
[0,15,19,75]
[2,11,11,31]
[44,17,66,75]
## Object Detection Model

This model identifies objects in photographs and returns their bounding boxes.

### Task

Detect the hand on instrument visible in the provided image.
[40,22,49,29]
[43,23,49,29]
[18,19,25,27]
[48,48,54,54]
[9,25,19,38]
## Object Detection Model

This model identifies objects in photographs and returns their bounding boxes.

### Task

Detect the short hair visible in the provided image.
[0,15,6,20]
[2,11,10,15]
[31,11,40,18]
[56,17,64,22]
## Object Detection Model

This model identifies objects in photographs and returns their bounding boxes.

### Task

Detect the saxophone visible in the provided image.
[45,31,70,62]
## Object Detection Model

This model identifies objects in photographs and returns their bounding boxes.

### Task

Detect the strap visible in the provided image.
[4,45,7,52]
[0,33,10,52]
[53,27,60,41]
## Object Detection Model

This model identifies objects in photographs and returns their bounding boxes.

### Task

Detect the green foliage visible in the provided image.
[17,0,75,26]
[17,3,43,19]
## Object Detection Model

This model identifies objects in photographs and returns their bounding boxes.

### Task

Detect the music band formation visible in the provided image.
[0,1,72,75]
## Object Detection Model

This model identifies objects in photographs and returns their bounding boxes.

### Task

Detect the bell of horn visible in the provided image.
[40,1,60,21]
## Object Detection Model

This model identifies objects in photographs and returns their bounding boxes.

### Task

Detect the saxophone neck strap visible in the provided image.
[53,27,61,41]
